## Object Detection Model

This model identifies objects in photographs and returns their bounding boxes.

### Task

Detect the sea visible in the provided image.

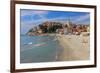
[20,35,63,63]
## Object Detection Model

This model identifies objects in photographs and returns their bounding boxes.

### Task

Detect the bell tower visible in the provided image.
[67,18,72,33]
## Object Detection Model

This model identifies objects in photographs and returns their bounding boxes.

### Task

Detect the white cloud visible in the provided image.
[72,14,90,24]
[21,10,48,16]
[21,10,48,24]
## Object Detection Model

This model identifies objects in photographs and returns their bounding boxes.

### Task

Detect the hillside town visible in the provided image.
[27,20,90,36]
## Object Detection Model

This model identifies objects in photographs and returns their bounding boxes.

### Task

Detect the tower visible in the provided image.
[67,17,72,33]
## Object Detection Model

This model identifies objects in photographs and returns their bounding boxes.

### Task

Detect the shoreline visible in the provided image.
[56,34,90,61]
[21,33,90,63]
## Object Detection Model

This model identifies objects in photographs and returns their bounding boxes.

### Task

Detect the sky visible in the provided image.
[20,9,90,34]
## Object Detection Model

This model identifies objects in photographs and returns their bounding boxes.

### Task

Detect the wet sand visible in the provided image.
[56,34,90,61]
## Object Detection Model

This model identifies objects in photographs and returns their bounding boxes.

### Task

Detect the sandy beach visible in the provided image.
[56,34,90,61]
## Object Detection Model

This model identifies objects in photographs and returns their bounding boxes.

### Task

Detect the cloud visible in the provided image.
[21,10,48,24]
[21,10,48,16]
[33,11,48,15]
[71,14,90,24]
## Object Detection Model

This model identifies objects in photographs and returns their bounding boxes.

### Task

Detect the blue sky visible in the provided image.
[20,9,90,34]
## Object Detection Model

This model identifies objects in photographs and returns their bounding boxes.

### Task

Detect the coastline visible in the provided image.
[56,34,90,61]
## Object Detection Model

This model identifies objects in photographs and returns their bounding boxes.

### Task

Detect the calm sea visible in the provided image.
[20,35,62,63]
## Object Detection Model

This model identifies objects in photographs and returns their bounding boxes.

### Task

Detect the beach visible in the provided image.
[20,33,90,63]
[56,34,90,61]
